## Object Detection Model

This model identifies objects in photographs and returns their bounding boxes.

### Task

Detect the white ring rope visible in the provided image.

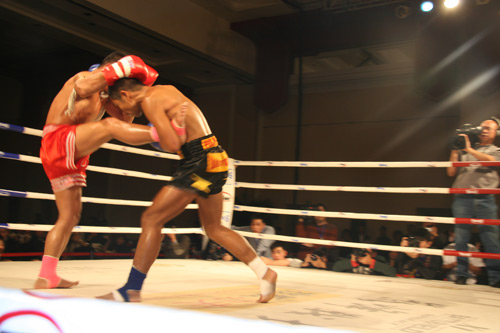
[235,181,500,194]
[0,151,172,181]
[0,189,198,209]
[234,160,500,168]
[2,122,500,260]
[0,122,179,160]
[2,223,499,260]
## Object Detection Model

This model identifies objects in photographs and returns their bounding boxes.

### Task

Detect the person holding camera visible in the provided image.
[332,248,396,277]
[447,118,500,288]
[394,228,443,280]
[301,247,332,270]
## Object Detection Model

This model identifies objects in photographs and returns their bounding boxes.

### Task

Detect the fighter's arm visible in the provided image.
[73,71,108,99]
[142,91,183,152]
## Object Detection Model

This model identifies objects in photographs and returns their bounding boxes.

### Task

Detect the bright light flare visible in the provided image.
[444,0,460,9]
[420,1,434,12]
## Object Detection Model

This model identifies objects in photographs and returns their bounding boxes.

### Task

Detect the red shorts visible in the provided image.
[40,124,90,192]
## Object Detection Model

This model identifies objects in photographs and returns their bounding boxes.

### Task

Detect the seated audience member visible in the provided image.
[106,234,134,254]
[375,225,392,260]
[86,233,108,252]
[261,242,303,268]
[424,223,445,249]
[163,233,191,259]
[395,228,443,280]
[442,234,486,285]
[203,240,233,261]
[296,204,337,260]
[301,247,334,270]
[232,215,275,258]
[0,239,8,261]
[338,228,352,259]
[332,248,396,277]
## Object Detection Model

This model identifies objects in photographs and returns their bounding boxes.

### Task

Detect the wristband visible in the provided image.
[171,119,186,137]
[150,126,160,142]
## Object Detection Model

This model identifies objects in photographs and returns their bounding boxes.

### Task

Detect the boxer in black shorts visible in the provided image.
[170,134,228,197]
[98,78,277,303]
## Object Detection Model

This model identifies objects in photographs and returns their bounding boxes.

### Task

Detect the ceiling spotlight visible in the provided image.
[444,0,460,9]
[420,1,434,12]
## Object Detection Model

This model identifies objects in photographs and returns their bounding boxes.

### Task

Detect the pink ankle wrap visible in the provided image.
[39,255,61,288]
[171,119,186,137]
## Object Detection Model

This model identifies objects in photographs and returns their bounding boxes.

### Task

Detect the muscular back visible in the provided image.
[149,85,212,142]
[45,72,105,125]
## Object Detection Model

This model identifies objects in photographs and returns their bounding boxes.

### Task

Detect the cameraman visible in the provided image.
[447,118,500,288]
[332,248,396,277]
[395,228,443,280]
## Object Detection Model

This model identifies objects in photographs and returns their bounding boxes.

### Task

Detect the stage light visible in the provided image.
[444,0,460,9]
[420,1,434,12]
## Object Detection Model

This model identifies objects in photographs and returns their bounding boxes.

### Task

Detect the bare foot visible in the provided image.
[96,289,141,302]
[257,268,277,303]
[34,277,79,289]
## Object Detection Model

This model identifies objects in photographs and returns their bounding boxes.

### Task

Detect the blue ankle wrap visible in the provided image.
[117,266,146,301]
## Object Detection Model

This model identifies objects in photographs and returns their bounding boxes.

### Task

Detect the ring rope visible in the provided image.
[234,160,500,168]
[3,223,499,260]
[3,187,500,225]
[0,189,198,209]
[235,181,500,194]
[0,151,172,181]
[234,205,500,226]
[3,122,500,261]
[0,122,179,160]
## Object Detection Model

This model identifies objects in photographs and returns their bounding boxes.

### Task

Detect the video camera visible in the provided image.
[449,116,500,150]
[449,123,481,150]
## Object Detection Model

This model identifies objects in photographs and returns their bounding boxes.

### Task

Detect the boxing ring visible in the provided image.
[1,122,500,333]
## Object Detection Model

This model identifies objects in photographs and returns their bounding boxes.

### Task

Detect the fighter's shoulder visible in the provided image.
[65,71,92,85]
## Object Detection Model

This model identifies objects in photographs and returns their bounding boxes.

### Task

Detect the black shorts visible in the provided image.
[169,134,228,197]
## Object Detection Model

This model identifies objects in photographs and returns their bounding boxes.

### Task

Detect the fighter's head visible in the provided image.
[108,78,146,117]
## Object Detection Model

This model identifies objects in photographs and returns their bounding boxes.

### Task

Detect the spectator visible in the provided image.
[86,233,108,252]
[260,242,303,268]
[0,239,8,261]
[106,234,134,254]
[442,240,485,285]
[295,204,337,260]
[0,229,19,254]
[332,248,396,277]
[163,233,191,259]
[350,220,371,243]
[203,240,233,261]
[375,225,392,260]
[338,228,352,259]
[447,117,500,288]
[232,215,276,258]
[423,223,445,249]
[301,247,332,270]
[395,227,443,280]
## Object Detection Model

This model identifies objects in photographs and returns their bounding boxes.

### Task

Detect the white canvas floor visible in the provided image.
[0,259,499,332]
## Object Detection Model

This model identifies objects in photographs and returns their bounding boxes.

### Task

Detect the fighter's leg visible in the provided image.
[34,186,82,289]
[197,193,277,303]
[75,117,153,159]
[98,186,196,302]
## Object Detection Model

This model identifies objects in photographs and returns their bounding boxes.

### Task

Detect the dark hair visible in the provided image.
[101,51,127,66]
[108,78,145,100]
[410,227,432,242]
[271,242,287,251]
[250,214,267,224]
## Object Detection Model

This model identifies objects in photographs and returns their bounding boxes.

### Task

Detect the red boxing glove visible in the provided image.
[102,55,158,86]
[143,65,158,86]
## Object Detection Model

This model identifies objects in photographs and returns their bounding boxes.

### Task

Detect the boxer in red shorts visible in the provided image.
[35,52,163,289]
